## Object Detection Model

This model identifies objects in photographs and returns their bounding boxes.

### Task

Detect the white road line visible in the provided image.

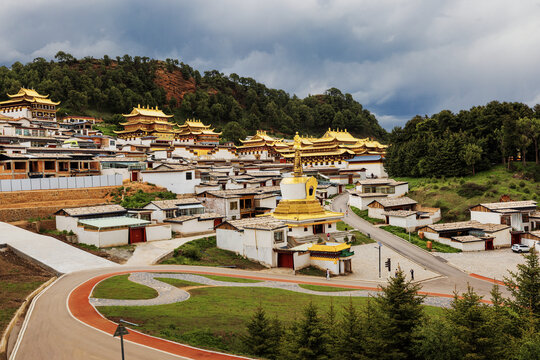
[9,274,66,360]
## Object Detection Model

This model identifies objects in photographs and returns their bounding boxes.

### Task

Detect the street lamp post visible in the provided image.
[374,242,382,278]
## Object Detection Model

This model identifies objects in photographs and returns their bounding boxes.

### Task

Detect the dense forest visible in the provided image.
[385,102,540,178]
[0,52,387,143]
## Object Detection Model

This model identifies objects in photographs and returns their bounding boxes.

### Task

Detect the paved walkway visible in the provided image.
[90,271,454,308]
[437,248,527,281]
[124,234,210,266]
[0,221,117,274]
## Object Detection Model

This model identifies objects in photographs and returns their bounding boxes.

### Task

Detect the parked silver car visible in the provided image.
[512,244,530,253]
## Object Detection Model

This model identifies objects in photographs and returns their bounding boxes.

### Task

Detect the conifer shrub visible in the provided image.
[456,182,489,198]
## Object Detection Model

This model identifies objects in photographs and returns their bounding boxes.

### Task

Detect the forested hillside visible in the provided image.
[0,52,387,142]
[385,102,540,179]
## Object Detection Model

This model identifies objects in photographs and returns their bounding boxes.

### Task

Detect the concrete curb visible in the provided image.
[0,276,57,358]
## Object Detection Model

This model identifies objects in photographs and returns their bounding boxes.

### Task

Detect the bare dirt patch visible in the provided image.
[0,247,53,333]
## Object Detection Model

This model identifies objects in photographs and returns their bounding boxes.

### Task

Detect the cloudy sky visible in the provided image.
[2,0,540,129]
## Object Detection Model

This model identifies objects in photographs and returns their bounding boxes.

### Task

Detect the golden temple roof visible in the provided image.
[180,119,211,128]
[122,105,173,118]
[310,242,351,253]
[1,87,60,106]
[178,119,221,135]
[8,88,49,99]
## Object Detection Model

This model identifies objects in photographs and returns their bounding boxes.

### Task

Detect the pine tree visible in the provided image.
[243,306,282,359]
[444,286,496,360]
[367,268,425,360]
[504,250,540,320]
[324,299,340,359]
[336,298,364,360]
[290,302,330,360]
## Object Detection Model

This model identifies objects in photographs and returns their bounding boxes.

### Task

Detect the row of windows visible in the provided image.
[305,161,343,166]
[31,104,55,110]
[364,186,395,194]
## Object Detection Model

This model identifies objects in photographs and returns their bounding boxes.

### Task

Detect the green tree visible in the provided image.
[504,250,540,321]
[289,302,330,360]
[413,317,462,360]
[336,299,364,359]
[444,286,503,360]
[462,143,483,175]
[517,117,534,165]
[366,268,425,360]
[243,306,282,359]
[222,121,247,145]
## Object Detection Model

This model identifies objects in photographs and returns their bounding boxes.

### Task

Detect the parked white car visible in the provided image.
[512,244,530,253]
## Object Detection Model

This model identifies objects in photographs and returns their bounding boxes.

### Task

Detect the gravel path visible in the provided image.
[89,272,453,308]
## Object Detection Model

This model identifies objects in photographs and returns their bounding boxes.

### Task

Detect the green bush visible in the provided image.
[456,182,489,198]
[509,183,517,189]
[182,248,202,261]
[519,181,526,188]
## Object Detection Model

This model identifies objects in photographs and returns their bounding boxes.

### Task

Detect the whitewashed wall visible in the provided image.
[368,207,385,220]
[293,252,311,270]
[216,228,244,254]
[491,228,511,248]
[140,171,201,195]
[311,258,340,275]
[0,174,122,192]
[470,211,501,226]
[55,215,79,232]
[146,224,172,241]
[101,168,131,181]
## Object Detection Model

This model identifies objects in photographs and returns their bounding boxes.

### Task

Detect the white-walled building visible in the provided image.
[345,155,387,178]
[418,221,511,251]
[140,164,201,195]
[55,204,171,247]
[165,212,224,237]
[348,192,388,210]
[143,198,205,222]
[216,216,288,267]
[355,178,408,197]
[469,201,538,232]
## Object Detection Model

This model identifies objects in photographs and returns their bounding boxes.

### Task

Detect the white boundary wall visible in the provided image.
[0,174,122,192]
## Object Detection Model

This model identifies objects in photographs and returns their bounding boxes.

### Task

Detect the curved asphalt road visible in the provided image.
[333,193,508,297]
[9,265,401,360]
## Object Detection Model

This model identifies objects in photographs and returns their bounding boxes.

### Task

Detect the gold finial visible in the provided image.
[293,132,303,177]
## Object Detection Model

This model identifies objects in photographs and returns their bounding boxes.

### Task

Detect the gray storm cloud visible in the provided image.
[1,0,540,129]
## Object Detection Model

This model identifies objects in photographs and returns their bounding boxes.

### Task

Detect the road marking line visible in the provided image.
[10,274,66,360]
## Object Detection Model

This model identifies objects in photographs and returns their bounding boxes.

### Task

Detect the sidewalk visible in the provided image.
[124,234,212,266]
[0,221,117,274]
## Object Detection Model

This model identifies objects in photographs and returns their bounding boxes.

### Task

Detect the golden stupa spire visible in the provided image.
[293,132,303,177]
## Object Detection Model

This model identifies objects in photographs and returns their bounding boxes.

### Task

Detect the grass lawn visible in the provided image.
[92,274,158,300]
[336,220,375,245]
[97,286,443,355]
[350,206,385,224]
[298,284,360,292]
[160,236,265,270]
[395,165,540,222]
[380,225,461,253]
